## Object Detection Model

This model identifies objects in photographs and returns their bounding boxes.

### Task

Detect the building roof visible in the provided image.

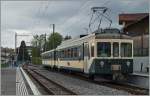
[119,13,149,24]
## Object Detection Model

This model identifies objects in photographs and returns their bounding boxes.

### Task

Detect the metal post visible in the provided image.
[52,24,56,67]
[5,48,6,66]
[15,33,17,57]
[15,33,16,53]
[14,33,17,66]
[44,33,46,52]
[53,24,55,49]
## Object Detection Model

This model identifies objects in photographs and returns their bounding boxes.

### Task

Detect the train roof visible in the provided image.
[57,28,132,49]
[42,28,133,52]
[41,49,55,55]
[95,33,131,39]
[61,28,131,43]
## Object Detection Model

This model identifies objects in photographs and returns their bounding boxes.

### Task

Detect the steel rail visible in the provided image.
[25,68,76,95]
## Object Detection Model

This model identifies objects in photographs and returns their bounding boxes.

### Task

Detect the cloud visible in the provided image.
[1,0,148,48]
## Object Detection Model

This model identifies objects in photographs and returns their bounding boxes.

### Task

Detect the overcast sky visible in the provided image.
[1,0,149,48]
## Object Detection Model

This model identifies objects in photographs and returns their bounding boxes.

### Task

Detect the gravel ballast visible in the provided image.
[33,69,130,95]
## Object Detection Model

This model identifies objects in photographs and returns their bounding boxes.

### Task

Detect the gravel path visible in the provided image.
[34,69,130,95]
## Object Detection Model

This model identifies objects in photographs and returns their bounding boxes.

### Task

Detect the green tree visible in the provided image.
[46,32,63,51]
[17,41,30,61]
[30,32,62,64]
[64,35,72,40]
[31,34,46,64]
[31,34,46,52]
[31,47,42,64]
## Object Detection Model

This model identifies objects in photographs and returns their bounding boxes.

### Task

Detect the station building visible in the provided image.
[119,13,149,73]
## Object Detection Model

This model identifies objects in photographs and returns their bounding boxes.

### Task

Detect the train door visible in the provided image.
[53,50,57,69]
[83,42,89,73]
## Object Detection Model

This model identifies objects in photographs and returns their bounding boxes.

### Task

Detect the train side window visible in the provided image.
[59,51,60,58]
[61,50,63,58]
[68,49,71,58]
[91,45,94,57]
[60,50,62,58]
[51,52,53,59]
[113,42,119,57]
[63,50,65,58]
[74,48,77,57]
[64,49,67,58]
[71,48,74,58]
[67,49,69,58]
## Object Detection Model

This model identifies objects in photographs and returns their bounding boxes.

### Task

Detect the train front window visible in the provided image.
[121,43,132,57]
[113,42,119,57]
[97,42,111,57]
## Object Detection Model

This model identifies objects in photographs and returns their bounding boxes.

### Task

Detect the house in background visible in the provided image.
[119,13,149,73]
[1,47,15,65]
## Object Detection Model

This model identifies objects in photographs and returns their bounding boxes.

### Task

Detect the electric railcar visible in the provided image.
[41,28,133,80]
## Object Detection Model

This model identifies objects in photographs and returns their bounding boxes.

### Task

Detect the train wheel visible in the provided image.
[89,74,95,80]
[112,73,125,81]
[68,70,72,74]
[112,74,117,80]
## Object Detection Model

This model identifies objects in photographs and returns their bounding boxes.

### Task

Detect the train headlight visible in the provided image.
[92,42,95,46]
[126,61,130,67]
[100,61,104,68]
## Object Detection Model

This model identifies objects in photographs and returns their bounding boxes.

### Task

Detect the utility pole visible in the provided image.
[50,24,56,68]
[15,33,17,55]
[53,24,55,49]
[14,33,17,67]
[5,48,6,66]
[53,24,56,67]
[44,33,47,52]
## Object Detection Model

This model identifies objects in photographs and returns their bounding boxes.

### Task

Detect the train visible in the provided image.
[41,28,133,80]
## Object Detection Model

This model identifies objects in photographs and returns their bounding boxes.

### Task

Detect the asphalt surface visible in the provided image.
[1,68,16,95]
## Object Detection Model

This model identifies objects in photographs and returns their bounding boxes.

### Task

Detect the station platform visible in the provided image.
[1,68,16,95]
[16,67,29,95]
[132,71,149,77]
[1,67,39,95]
[128,71,149,89]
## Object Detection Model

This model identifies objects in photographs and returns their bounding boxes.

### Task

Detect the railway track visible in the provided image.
[60,72,149,95]
[23,67,76,95]
[94,80,149,95]
[24,65,149,95]
[44,68,149,95]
